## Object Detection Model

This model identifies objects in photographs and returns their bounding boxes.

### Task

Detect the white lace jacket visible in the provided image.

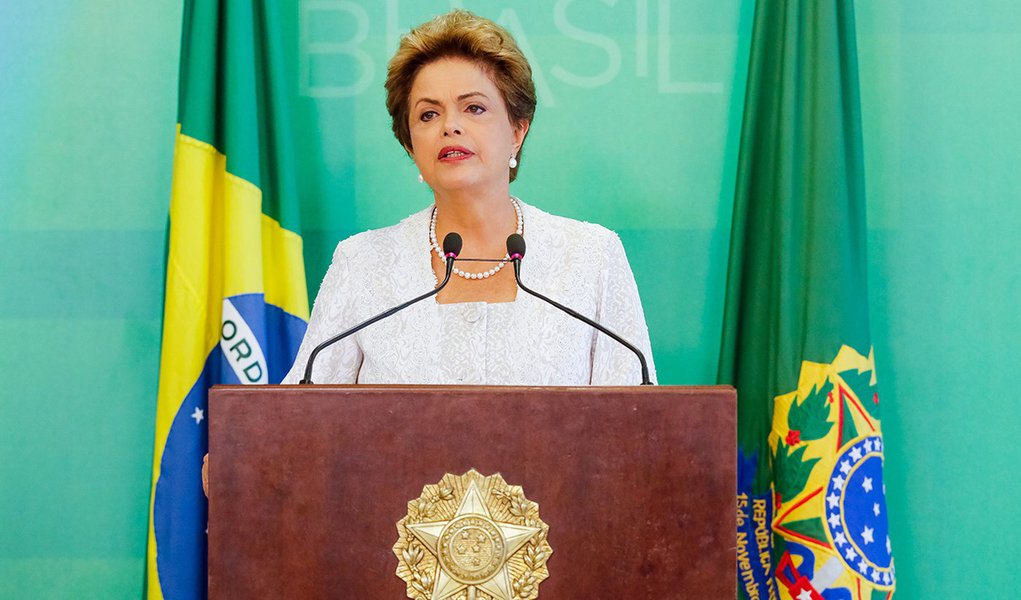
[283,200,656,385]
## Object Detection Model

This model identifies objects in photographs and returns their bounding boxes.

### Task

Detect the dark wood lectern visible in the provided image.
[208,385,735,598]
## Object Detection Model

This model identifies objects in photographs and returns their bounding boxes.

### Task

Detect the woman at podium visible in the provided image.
[283,10,656,386]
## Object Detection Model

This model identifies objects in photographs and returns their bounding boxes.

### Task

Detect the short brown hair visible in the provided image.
[385,10,537,182]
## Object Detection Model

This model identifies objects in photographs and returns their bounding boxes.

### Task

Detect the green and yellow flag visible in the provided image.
[719,2,895,599]
[146,1,310,598]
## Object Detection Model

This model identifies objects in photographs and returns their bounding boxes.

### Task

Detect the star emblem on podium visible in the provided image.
[406,480,540,600]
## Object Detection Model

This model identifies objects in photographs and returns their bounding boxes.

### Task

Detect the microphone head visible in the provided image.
[506,233,526,260]
[442,232,463,258]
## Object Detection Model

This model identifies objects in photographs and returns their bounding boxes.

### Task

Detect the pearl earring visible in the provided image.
[509,154,518,169]
[417,173,424,183]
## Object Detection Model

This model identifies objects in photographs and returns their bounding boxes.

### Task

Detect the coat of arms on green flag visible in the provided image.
[719,2,895,599]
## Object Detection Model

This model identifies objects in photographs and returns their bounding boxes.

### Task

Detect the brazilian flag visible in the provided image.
[146,1,309,598]
[719,2,895,599]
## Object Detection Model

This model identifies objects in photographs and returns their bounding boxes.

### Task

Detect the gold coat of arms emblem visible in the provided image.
[393,470,552,600]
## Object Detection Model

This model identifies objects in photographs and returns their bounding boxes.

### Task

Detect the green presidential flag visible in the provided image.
[719,2,895,599]
[145,1,310,598]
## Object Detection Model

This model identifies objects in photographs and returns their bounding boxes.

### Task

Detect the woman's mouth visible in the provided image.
[438,146,474,161]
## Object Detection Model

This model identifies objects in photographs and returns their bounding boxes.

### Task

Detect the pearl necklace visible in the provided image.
[430,197,523,280]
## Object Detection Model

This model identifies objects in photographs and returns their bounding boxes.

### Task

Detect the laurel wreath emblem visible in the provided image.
[393,470,552,600]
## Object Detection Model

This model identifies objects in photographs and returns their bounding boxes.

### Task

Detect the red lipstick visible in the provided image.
[438,146,474,161]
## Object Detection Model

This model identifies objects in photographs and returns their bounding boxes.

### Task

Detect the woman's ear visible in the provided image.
[513,120,530,150]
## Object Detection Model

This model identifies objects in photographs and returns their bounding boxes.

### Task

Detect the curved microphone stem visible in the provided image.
[299,257,454,384]
[512,259,653,386]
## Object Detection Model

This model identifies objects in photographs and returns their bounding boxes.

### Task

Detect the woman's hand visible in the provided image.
[202,453,209,497]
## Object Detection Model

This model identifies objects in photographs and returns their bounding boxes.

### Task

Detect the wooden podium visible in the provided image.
[208,385,735,598]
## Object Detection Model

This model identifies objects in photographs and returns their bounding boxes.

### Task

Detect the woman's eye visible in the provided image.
[466,104,486,115]
[420,110,438,122]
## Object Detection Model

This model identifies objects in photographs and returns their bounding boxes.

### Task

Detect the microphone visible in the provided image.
[298,232,463,384]
[507,233,653,385]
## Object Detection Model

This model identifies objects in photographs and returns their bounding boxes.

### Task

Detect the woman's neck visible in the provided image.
[433,188,517,256]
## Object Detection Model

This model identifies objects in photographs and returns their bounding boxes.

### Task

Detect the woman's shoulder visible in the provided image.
[331,204,433,260]
[521,199,621,252]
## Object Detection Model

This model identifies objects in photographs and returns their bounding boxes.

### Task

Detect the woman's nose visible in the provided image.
[442,114,462,136]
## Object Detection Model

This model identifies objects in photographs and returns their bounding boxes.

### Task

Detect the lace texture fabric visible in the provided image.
[283,200,657,386]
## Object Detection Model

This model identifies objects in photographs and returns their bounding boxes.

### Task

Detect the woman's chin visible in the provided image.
[429,174,503,195]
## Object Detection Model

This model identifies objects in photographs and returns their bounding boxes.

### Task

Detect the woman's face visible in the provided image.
[407,57,528,196]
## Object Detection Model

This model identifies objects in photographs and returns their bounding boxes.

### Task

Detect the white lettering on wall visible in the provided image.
[551,0,622,88]
[635,0,649,77]
[657,0,724,94]
[297,0,726,101]
[301,1,374,98]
